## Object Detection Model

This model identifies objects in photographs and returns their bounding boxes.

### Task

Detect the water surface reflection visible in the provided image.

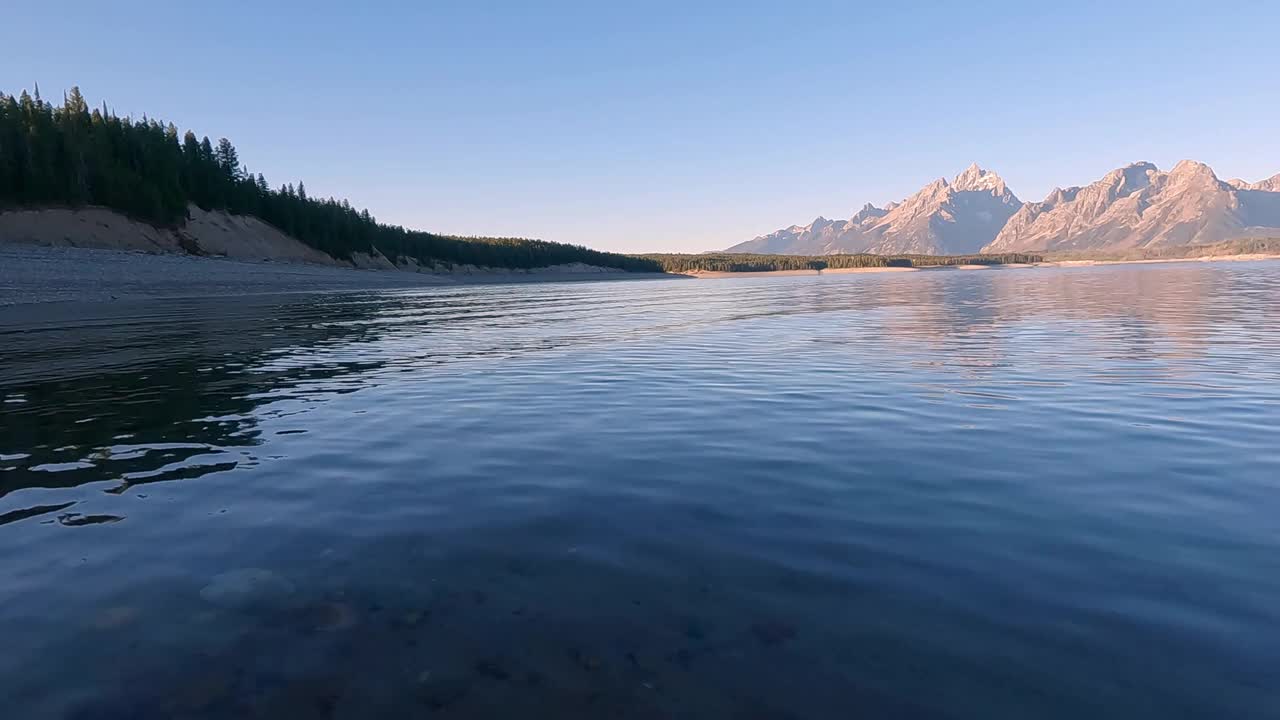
[1,263,1279,719]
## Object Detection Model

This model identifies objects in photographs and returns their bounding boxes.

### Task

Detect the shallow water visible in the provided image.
[1,263,1279,719]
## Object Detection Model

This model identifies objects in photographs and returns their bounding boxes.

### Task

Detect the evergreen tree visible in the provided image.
[0,84,667,272]
[215,137,240,180]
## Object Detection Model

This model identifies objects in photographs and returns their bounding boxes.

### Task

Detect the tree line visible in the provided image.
[1043,238,1280,262]
[0,86,662,272]
[643,252,1043,273]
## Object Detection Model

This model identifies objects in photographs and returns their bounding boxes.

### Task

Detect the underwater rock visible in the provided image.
[163,668,237,714]
[250,675,342,718]
[199,568,297,611]
[57,512,124,527]
[569,647,604,671]
[417,674,471,711]
[91,605,141,630]
[751,620,797,647]
[683,618,709,641]
[475,658,511,681]
[302,600,358,632]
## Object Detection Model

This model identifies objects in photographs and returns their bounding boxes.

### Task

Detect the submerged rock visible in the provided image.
[475,658,511,681]
[91,605,141,630]
[163,668,237,714]
[249,675,343,718]
[199,568,297,610]
[751,620,797,647]
[417,674,471,711]
[302,600,358,632]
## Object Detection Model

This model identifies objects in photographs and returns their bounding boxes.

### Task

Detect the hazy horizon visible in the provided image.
[6,1,1278,253]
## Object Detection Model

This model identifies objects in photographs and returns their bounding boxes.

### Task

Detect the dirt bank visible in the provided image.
[0,205,637,279]
[0,205,345,265]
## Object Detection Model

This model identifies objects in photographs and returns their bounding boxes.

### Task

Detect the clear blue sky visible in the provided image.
[5,1,1278,252]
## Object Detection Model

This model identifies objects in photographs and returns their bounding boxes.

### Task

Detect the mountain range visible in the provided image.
[728,161,1280,256]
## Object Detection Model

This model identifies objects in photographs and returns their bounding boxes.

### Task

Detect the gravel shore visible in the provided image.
[0,245,668,307]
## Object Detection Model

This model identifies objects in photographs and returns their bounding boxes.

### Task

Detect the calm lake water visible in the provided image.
[2,263,1278,719]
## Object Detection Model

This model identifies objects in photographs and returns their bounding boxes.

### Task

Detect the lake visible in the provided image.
[1,262,1278,719]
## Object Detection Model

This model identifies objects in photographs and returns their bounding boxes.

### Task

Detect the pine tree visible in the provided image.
[0,85,666,272]
[215,137,240,180]
[65,86,88,115]
[0,94,15,203]
[60,86,92,204]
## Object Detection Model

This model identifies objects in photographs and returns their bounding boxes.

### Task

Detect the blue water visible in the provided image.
[1,263,1278,719]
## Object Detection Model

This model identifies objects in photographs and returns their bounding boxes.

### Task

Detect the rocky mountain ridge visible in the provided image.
[729,161,1280,255]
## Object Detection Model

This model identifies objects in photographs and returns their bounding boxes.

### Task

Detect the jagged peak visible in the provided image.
[737,157,1280,256]
[1228,172,1280,191]
[1043,186,1081,205]
[920,177,950,193]
[951,163,1011,195]
[1090,162,1159,199]
[1168,159,1219,181]
[953,162,986,184]
[1102,161,1156,179]
[850,202,887,224]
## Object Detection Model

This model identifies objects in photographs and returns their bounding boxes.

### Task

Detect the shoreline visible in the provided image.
[677,254,1280,279]
[677,266,920,278]
[4,240,1278,307]
[1037,253,1280,267]
[0,244,674,308]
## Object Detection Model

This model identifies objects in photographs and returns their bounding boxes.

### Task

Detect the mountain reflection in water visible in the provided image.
[1,263,1278,719]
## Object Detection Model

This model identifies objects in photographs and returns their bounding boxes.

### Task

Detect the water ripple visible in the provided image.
[0,262,1279,718]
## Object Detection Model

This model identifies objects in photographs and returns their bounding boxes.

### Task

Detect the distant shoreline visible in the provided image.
[677,254,1280,279]
[0,244,674,308]
[1039,253,1280,268]
[678,266,920,278]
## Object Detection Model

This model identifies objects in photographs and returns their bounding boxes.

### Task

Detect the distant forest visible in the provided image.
[0,86,662,272]
[1042,238,1280,262]
[645,252,1043,273]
